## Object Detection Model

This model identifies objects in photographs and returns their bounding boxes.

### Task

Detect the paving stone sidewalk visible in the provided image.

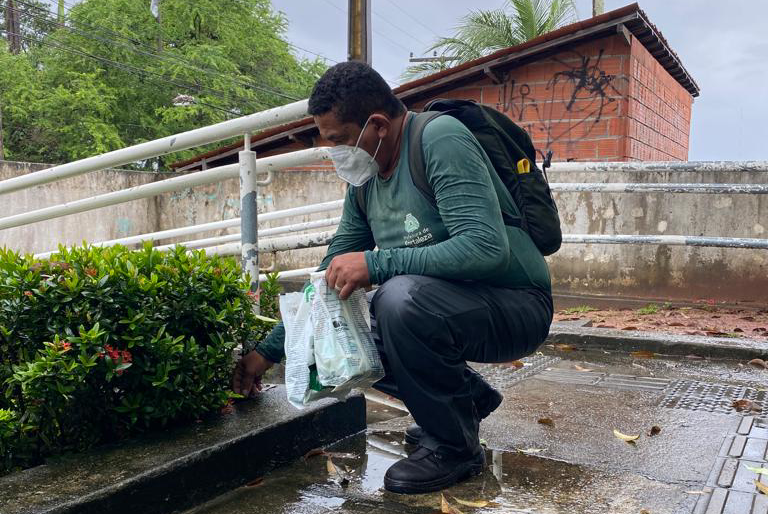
[184,346,768,514]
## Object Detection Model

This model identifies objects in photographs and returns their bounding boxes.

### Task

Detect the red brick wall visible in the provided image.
[626,36,692,161]
[408,34,692,162]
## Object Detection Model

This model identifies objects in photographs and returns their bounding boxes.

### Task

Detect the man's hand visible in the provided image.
[325,252,370,300]
[232,351,274,397]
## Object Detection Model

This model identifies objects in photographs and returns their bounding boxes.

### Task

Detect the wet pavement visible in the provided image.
[182,348,768,514]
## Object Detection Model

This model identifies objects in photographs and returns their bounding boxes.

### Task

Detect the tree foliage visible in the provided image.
[402,0,576,81]
[0,0,326,168]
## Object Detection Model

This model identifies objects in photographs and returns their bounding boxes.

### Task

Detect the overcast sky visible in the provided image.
[271,1,768,162]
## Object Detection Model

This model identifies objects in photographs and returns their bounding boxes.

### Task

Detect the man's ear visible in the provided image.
[369,114,392,139]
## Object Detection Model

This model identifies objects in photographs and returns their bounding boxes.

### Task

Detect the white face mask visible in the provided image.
[328,117,382,187]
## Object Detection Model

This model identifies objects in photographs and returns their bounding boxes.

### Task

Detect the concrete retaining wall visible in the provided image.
[1,160,766,303]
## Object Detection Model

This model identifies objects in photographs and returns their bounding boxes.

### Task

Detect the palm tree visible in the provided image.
[402,0,577,80]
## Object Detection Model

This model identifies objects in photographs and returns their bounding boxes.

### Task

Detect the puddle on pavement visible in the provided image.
[541,346,767,387]
[183,430,690,514]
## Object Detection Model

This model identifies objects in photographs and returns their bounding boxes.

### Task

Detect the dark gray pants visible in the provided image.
[368,275,553,456]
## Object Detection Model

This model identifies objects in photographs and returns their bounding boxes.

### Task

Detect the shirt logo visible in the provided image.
[404,213,420,233]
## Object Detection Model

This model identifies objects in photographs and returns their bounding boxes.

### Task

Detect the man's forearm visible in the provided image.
[253,321,286,363]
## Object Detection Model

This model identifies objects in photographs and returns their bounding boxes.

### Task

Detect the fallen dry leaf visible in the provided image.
[452,497,490,508]
[303,448,326,460]
[596,324,616,328]
[504,360,525,369]
[441,494,465,514]
[748,358,768,369]
[648,425,662,437]
[745,464,768,475]
[640,510,651,514]
[613,429,640,443]
[756,480,768,495]
[326,457,350,487]
[621,326,639,331]
[732,399,761,412]
[538,417,554,426]
[574,364,593,372]
[668,322,685,327]
[245,477,264,487]
[733,328,744,333]
[554,343,575,351]
[631,350,656,359]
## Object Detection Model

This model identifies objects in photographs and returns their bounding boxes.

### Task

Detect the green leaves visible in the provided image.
[0,0,326,168]
[0,244,280,474]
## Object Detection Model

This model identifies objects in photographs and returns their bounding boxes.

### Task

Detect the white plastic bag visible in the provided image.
[281,274,384,409]
[281,287,321,408]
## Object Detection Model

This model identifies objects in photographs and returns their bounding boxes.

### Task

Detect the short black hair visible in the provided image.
[308,62,405,127]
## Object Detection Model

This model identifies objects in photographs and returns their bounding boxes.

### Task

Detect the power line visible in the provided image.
[16,0,301,102]
[57,0,337,73]
[0,28,254,116]
[382,0,441,39]
[372,8,429,49]
[320,0,411,54]
[317,0,402,86]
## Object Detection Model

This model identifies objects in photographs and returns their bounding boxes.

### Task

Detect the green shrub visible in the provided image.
[0,243,279,474]
[636,303,660,315]
[562,305,598,315]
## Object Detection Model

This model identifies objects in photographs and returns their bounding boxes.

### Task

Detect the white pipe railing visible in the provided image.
[0,99,309,196]
[152,217,342,251]
[549,183,768,194]
[1,147,331,231]
[548,160,768,173]
[33,200,343,258]
[202,230,335,256]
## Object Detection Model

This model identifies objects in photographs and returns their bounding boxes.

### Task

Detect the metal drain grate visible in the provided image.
[535,368,671,392]
[471,354,560,389]
[659,380,767,420]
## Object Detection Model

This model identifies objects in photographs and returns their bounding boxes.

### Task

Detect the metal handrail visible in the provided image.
[0,99,309,196]
[0,148,331,231]
[32,200,344,259]
[548,161,768,173]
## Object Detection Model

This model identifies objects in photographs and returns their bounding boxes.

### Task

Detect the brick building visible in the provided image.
[172,3,698,171]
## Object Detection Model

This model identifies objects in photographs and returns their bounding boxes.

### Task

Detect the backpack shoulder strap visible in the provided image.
[357,111,442,217]
[407,111,444,206]
[354,182,370,218]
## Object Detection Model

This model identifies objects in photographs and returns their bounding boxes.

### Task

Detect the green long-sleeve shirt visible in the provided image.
[254,113,551,363]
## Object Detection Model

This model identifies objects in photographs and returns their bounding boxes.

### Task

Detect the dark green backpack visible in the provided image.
[355,98,562,256]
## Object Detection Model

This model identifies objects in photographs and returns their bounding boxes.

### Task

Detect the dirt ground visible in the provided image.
[553,301,768,339]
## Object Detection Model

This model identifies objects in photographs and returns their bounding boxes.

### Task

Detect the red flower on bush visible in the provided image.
[60,342,72,352]
[23,291,33,297]
[84,267,98,277]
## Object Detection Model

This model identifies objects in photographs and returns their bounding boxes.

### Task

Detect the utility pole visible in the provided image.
[592,0,605,17]
[347,0,371,64]
[57,0,64,22]
[5,0,22,54]
[150,0,162,52]
[0,101,4,161]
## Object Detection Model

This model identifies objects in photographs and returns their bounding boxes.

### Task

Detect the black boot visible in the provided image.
[404,384,503,445]
[384,445,486,494]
